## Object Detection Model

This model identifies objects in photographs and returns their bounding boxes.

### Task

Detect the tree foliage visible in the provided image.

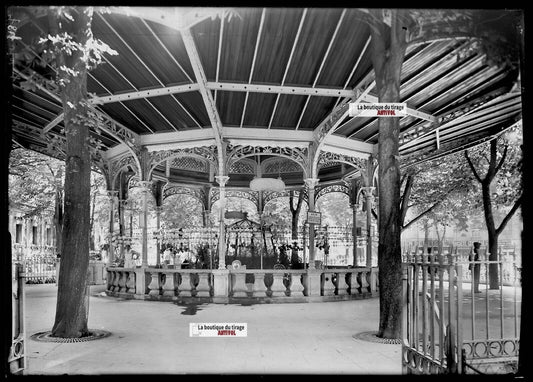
[9,149,63,218]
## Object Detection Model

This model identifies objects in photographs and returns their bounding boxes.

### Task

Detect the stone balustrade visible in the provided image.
[105,266,379,303]
[107,268,136,294]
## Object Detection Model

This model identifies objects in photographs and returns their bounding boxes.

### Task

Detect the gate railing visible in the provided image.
[9,263,25,375]
[402,254,521,374]
[402,254,463,374]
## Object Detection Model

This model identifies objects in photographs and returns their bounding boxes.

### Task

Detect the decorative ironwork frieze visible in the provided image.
[210,189,259,208]
[229,158,256,174]
[162,184,207,208]
[263,157,304,174]
[110,154,139,187]
[315,183,350,202]
[318,151,366,172]
[149,146,218,176]
[226,144,308,177]
[263,189,308,207]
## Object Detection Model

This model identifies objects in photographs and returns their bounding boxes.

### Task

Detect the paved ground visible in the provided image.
[22,284,402,375]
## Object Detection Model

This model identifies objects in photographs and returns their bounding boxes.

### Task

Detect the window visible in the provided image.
[46,227,52,246]
[15,224,22,243]
[32,226,38,245]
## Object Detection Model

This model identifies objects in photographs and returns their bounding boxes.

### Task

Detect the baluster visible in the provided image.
[323,272,336,296]
[232,272,248,297]
[162,271,176,297]
[270,272,287,297]
[178,272,193,297]
[289,272,304,296]
[107,270,115,291]
[148,271,161,296]
[125,271,136,293]
[112,270,120,291]
[360,270,370,293]
[252,273,267,297]
[350,272,360,295]
[118,271,127,293]
[336,271,349,295]
[196,272,211,297]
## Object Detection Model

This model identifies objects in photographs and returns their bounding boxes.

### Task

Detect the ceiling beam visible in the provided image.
[207,82,354,98]
[181,27,224,171]
[90,84,200,104]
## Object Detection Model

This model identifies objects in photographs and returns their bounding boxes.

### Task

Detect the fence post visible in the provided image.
[9,263,25,374]
[401,265,408,374]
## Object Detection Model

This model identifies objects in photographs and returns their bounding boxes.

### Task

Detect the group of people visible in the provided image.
[162,247,195,268]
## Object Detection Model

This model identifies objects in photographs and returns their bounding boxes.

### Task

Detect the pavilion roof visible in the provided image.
[9,7,522,185]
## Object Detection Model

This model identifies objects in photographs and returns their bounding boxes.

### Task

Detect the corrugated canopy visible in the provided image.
[9,7,523,187]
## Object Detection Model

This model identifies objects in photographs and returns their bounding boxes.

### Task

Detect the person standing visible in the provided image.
[469,242,482,293]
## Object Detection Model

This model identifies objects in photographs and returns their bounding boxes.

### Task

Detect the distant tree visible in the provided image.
[464,125,522,288]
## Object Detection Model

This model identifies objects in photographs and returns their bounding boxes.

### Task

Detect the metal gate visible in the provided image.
[9,263,25,374]
[402,254,463,374]
[402,253,521,374]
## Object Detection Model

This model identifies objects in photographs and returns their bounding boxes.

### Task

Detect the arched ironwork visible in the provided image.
[210,189,259,210]
[317,151,366,172]
[226,144,309,178]
[111,154,140,190]
[262,157,304,175]
[148,146,218,178]
[162,184,207,209]
[228,158,257,174]
[315,183,351,203]
[262,189,309,208]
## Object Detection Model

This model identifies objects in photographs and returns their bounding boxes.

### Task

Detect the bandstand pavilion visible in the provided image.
[9,7,522,302]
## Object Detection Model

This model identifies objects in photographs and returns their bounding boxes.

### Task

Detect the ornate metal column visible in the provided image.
[106,190,119,267]
[118,199,127,259]
[139,181,152,267]
[155,206,163,267]
[349,178,360,267]
[362,186,375,268]
[304,178,319,269]
[215,175,229,270]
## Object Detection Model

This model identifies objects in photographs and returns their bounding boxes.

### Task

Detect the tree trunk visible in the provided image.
[481,180,500,288]
[368,9,407,339]
[54,183,63,256]
[51,7,93,338]
[89,188,97,251]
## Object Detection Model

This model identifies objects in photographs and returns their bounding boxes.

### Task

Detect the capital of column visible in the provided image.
[361,186,376,205]
[139,180,153,192]
[304,178,320,190]
[107,190,119,202]
[361,186,375,196]
[215,175,230,187]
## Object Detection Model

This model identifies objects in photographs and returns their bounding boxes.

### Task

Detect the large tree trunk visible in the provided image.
[368,9,407,339]
[54,180,63,255]
[51,7,93,338]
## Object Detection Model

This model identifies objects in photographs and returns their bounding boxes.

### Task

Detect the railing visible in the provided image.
[106,268,137,295]
[17,254,57,284]
[402,254,521,375]
[105,266,379,303]
[402,250,521,287]
[227,268,377,299]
